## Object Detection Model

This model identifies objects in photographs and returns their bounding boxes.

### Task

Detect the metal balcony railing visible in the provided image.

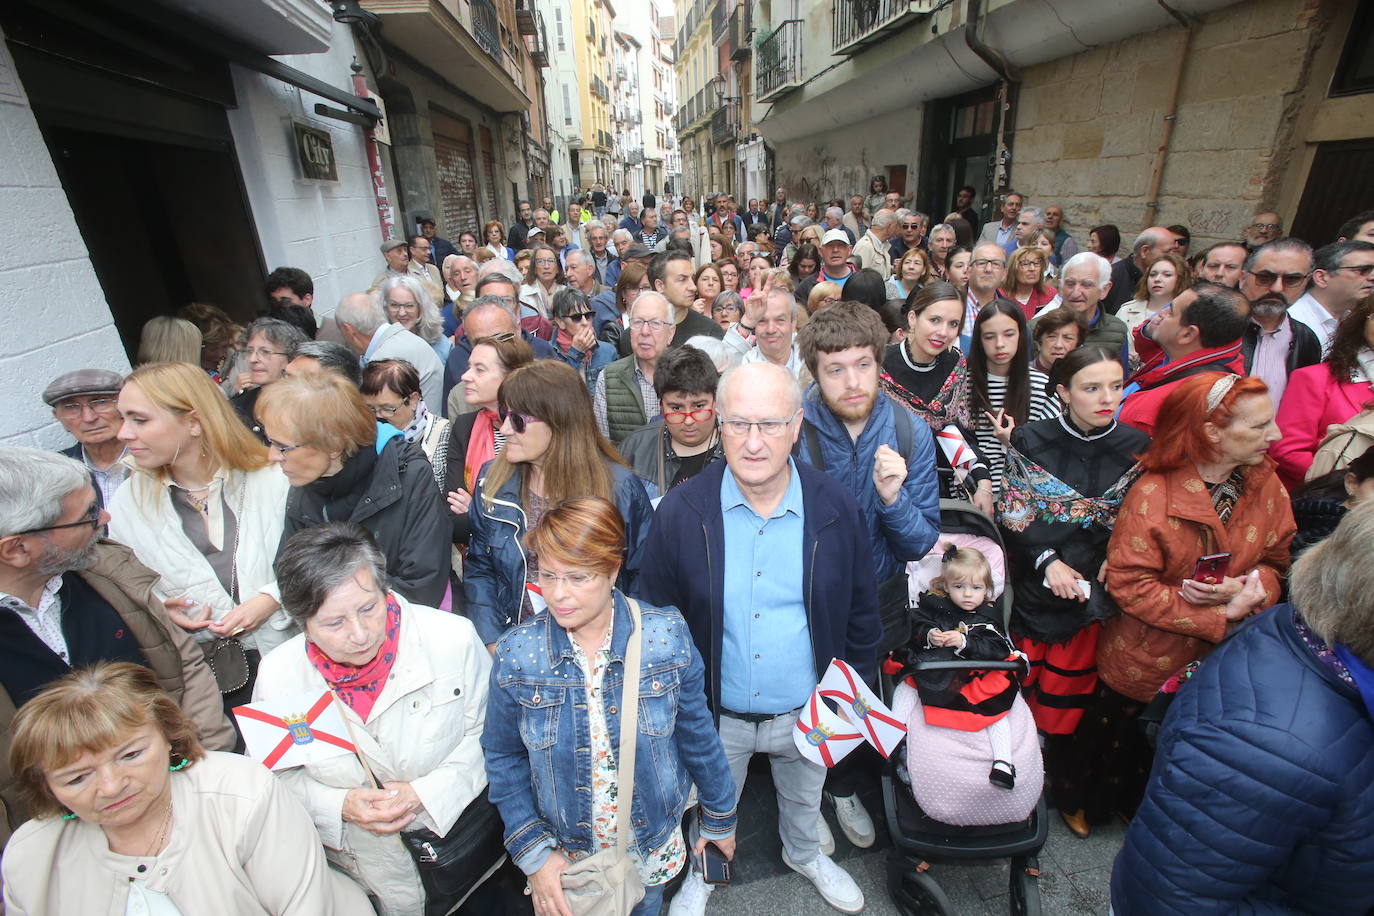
[728,4,751,61]
[832,0,936,55]
[515,0,537,35]
[471,0,502,63]
[756,19,803,100]
[711,0,729,44]
[710,102,737,145]
[628,149,645,165]
[528,10,549,67]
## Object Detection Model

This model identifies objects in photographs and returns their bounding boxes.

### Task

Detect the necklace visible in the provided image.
[169,471,217,514]
[145,798,173,857]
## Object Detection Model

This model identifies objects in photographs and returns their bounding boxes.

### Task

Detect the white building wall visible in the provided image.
[0,31,130,447]
[541,0,580,203]
[226,21,382,327]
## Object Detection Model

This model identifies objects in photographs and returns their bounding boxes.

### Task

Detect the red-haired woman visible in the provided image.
[1271,298,1374,490]
[1063,373,1294,834]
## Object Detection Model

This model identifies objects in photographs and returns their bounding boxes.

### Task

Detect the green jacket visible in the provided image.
[601,356,649,445]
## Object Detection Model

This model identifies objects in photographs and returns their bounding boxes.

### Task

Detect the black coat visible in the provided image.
[285,435,450,606]
[893,593,1017,728]
[1001,417,1149,644]
[1240,317,1322,381]
[442,411,482,545]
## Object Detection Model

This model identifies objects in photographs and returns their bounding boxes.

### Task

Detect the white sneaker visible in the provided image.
[826,792,876,848]
[817,812,836,855]
[782,850,865,913]
[667,869,714,916]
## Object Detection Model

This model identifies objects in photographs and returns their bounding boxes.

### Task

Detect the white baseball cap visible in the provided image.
[820,229,851,246]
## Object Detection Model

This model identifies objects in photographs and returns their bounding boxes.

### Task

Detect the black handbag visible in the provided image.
[877,572,914,656]
[400,788,507,916]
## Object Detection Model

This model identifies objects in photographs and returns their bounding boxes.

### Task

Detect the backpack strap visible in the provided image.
[803,420,825,471]
[893,402,915,462]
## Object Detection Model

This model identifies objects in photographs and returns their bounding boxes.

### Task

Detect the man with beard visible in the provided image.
[1239,238,1321,404]
[790,301,941,852]
[0,448,234,837]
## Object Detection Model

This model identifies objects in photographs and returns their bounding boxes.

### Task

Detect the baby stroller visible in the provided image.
[880,497,1047,916]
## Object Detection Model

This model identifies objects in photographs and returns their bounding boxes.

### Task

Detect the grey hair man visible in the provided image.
[592,290,676,444]
[1041,252,1131,371]
[335,292,444,410]
[824,207,855,245]
[1104,226,1177,314]
[723,286,811,383]
[853,209,897,280]
[0,447,235,809]
[286,339,363,386]
[640,361,879,916]
[443,294,557,417]
[1013,206,1046,252]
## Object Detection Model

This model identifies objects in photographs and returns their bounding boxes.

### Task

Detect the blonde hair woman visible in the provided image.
[136,316,202,367]
[109,362,293,705]
[2,663,372,914]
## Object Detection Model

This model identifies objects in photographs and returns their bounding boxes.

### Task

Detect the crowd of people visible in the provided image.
[2,183,1374,915]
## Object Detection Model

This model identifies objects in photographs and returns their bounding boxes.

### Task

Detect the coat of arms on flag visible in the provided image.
[792,659,907,768]
[233,690,357,770]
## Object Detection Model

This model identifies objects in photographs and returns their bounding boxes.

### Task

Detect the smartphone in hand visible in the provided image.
[698,844,731,885]
[1191,553,1231,584]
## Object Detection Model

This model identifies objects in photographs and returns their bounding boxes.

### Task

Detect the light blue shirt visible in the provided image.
[719,459,815,714]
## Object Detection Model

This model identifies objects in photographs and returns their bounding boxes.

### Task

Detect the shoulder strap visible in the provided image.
[616,599,643,851]
[893,402,915,462]
[803,420,825,471]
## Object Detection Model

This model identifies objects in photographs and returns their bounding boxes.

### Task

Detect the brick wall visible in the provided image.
[0,33,130,448]
[1009,0,1328,251]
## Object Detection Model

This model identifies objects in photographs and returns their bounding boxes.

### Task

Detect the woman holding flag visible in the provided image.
[251,523,499,916]
[2,662,371,914]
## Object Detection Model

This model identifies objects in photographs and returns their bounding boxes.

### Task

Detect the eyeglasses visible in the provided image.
[629,317,673,332]
[1249,222,1280,232]
[498,409,544,434]
[1330,263,1374,277]
[242,347,290,360]
[54,397,119,420]
[902,223,922,230]
[536,569,599,589]
[664,407,715,424]
[972,259,1005,270]
[385,300,419,313]
[561,311,596,323]
[534,258,558,266]
[265,437,303,455]
[15,503,101,536]
[1246,270,1310,290]
[720,409,801,438]
[368,403,407,418]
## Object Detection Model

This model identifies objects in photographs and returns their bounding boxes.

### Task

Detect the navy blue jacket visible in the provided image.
[464,461,654,645]
[796,387,940,581]
[637,459,882,717]
[1112,604,1374,914]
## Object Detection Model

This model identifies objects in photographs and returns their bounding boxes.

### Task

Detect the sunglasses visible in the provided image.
[498,408,545,434]
[561,311,596,322]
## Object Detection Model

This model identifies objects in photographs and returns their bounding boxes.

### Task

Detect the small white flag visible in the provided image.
[818,659,907,759]
[233,690,357,771]
[793,687,866,768]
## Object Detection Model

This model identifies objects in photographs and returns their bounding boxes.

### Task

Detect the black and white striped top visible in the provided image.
[971,369,1061,495]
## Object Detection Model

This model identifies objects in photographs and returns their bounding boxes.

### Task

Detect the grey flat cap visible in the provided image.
[42,369,124,406]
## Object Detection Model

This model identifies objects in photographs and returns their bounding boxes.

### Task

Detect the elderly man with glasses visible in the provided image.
[592,291,677,444]
[640,362,879,916]
[888,210,928,262]
[0,447,234,836]
[1288,240,1374,355]
[42,370,129,510]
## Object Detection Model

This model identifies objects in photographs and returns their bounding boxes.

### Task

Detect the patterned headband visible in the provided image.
[1206,373,1240,412]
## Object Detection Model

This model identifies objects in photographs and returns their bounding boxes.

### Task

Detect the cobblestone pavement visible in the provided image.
[483,755,1127,915]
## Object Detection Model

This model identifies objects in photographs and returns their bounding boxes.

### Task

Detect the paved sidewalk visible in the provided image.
[698,757,1126,916]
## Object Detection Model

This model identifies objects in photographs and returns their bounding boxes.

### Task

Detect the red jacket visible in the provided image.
[1100,459,1294,701]
[1119,342,1245,436]
[1271,363,1374,491]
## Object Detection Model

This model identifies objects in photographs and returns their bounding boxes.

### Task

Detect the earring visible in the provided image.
[169,755,191,772]
[62,811,78,821]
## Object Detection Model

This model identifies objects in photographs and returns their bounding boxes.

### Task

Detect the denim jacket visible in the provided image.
[463,461,654,645]
[481,592,737,874]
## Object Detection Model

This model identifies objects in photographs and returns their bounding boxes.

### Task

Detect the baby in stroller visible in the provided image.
[888,542,1044,827]
[897,545,1020,789]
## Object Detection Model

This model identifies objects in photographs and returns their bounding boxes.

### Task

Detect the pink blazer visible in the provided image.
[1272,363,1374,490]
